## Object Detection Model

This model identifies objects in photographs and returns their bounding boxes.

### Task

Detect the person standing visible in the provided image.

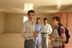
[35,18,43,48]
[49,16,66,48]
[42,18,52,48]
[21,10,37,48]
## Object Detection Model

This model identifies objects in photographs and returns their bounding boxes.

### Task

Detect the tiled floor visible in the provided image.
[0,33,72,48]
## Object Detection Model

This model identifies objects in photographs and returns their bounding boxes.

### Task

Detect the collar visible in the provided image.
[35,23,40,25]
[28,19,34,25]
[28,19,33,22]
[55,25,59,29]
[44,23,48,25]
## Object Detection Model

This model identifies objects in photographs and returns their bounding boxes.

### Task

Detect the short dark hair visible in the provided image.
[28,10,35,15]
[37,17,40,20]
[52,16,61,25]
[44,18,47,21]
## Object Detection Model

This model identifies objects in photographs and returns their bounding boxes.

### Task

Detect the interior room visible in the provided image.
[0,0,72,48]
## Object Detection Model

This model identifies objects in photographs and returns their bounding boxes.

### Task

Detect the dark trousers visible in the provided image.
[24,40,35,48]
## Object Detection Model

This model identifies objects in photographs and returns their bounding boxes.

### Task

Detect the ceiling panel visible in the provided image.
[0,0,72,14]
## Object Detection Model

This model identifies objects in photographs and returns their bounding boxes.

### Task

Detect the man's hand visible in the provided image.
[33,33,37,37]
[37,31,41,34]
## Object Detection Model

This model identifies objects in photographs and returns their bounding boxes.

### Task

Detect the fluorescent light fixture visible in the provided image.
[57,0,61,9]
[24,3,33,13]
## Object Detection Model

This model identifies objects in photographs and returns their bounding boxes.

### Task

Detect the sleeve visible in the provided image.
[40,25,43,32]
[48,24,53,35]
[35,24,36,32]
[21,23,26,38]
[59,26,65,34]
[21,23,33,38]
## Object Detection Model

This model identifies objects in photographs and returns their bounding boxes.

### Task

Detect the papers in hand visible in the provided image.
[41,32,47,34]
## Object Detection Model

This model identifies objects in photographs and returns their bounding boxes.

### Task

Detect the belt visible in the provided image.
[25,39,33,41]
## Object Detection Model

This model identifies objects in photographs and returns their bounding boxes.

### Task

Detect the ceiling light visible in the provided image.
[24,3,33,13]
[57,0,61,9]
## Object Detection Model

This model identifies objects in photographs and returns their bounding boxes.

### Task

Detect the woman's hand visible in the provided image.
[49,37,55,41]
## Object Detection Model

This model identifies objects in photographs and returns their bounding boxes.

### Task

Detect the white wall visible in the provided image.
[0,12,6,33]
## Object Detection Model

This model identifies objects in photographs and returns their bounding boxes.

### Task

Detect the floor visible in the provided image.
[0,33,72,48]
[0,33,24,48]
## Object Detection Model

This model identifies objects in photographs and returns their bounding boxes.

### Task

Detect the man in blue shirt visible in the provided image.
[35,18,43,48]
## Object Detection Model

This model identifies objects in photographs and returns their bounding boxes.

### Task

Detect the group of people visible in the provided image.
[35,17,52,48]
[21,10,66,48]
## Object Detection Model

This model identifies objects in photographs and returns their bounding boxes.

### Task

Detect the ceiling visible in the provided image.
[0,0,72,14]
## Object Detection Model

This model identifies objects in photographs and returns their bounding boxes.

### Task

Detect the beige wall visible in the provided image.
[6,13,53,33]
[35,14,53,26]
[0,12,53,33]
[6,13,24,33]
[0,12,6,33]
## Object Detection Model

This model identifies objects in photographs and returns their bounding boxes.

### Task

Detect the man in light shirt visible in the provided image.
[42,18,52,48]
[21,10,37,48]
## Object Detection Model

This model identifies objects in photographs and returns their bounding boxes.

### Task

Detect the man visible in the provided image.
[21,10,37,48]
[42,18,52,48]
[35,18,43,48]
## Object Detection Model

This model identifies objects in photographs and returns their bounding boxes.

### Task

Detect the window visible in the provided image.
[23,16,28,23]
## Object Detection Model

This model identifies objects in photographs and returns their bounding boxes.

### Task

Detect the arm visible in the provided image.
[56,33,66,41]
[21,23,27,38]
[48,25,53,35]
[21,23,35,38]
[56,28,66,41]
[40,25,43,32]
[49,34,66,42]
[49,27,66,42]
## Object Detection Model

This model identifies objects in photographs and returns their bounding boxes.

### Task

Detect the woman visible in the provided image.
[49,16,66,48]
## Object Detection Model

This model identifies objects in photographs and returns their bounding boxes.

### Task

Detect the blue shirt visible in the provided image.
[35,23,43,34]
